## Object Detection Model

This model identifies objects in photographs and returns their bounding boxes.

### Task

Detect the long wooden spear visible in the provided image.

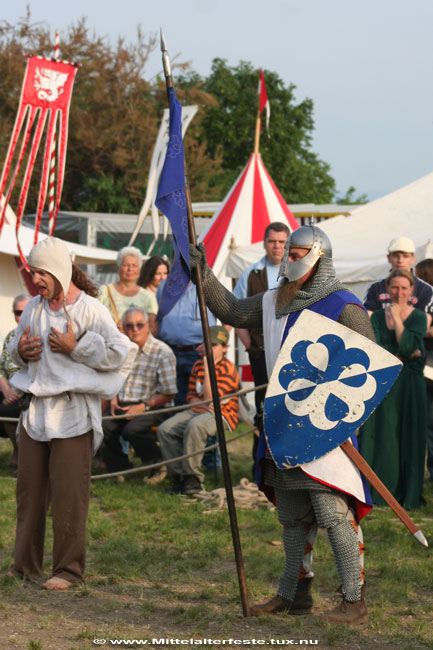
[160,30,251,616]
[341,441,428,547]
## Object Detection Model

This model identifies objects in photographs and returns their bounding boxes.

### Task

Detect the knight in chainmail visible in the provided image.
[190,225,375,625]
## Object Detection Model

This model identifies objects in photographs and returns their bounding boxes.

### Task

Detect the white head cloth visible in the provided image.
[28,237,72,296]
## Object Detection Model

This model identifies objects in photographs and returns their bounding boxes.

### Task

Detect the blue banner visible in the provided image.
[155,87,191,320]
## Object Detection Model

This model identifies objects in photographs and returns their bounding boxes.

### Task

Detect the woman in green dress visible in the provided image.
[359,269,428,509]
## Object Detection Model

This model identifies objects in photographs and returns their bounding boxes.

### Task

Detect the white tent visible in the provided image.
[0,221,118,343]
[198,152,299,371]
[227,171,433,299]
[318,172,433,298]
[199,153,299,288]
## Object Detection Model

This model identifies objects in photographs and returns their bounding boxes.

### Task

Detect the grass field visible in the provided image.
[0,429,433,650]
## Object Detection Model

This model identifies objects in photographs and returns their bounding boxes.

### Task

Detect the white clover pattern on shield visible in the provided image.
[279,334,377,431]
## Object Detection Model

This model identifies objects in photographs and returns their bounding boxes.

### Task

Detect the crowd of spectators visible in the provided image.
[2,234,433,508]
[0,246,237,499]
[2,227,433,615]
[360,237,433,509]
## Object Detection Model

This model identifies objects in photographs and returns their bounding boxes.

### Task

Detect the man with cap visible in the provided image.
[157,325,239,496]
[7,237,136,590]
[189,225,375,624]
[364,236,433,320]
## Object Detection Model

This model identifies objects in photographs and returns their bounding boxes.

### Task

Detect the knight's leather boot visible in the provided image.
[289,576,314,615]
[250,595,292,617]
[323,583,368,625]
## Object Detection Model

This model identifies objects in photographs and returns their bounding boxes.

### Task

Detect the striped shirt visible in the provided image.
[119,333,177,404]
[187,357,239,431]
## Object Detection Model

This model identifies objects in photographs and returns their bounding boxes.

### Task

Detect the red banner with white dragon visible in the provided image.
[0,40,78,266]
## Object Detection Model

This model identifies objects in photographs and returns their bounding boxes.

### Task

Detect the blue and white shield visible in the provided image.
[264,311,402,468]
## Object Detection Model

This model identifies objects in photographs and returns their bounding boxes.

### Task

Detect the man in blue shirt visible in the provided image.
[157,281,217,405]
[233,222,290,467]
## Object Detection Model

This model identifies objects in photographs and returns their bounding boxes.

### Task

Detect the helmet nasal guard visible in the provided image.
[278,225,332,282]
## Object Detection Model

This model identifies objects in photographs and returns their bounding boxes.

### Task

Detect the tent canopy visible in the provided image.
[199,153,298,285]
[0,223,118,265]
[319,171,433,297]
[0,222,118,343]
[227,171,433,299]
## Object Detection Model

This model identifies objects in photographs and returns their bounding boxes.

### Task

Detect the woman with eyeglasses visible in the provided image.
[0,294,30,469]
[98,247,158,333]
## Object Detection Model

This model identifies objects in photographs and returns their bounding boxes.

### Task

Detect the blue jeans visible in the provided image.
[172,348,200,406]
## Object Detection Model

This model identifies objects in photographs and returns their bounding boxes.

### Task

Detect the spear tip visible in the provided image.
[160,28,171,79]
[414,529,428,547]
[160,28,167,53]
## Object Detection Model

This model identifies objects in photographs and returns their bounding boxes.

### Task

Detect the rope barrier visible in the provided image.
[0,426,257,482]
[0,383,268,424]
[0,382,265,483]
[90,426,257,480]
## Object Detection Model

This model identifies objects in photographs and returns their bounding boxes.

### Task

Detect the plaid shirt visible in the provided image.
[0,329,20,380]
[119,333,177,404]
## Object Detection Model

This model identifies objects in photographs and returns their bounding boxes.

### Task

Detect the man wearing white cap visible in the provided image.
[7,237,137,590]
[364,237,433,320]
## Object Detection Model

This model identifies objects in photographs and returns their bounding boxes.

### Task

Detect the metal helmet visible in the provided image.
[278,225,332,282]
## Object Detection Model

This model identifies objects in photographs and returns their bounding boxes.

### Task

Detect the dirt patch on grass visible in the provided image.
[1,575,432,650]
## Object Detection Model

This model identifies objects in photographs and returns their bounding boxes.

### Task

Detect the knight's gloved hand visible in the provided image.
[189,243,209,278]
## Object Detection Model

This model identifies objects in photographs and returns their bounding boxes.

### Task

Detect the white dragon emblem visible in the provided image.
[34,67,69,102]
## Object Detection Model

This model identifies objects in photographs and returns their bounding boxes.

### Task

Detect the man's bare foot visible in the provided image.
[42,576,74,590]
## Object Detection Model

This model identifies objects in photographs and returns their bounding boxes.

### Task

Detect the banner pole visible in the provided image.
[160,30,251,616]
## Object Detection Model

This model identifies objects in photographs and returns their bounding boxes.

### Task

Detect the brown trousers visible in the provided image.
[13,426,92,583]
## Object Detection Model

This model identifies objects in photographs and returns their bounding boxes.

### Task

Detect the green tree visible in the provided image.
[0,12,227,214]
[335,185,368,205]
[52,19,160,211]
[179,59,337,203]
[0,14,362,214]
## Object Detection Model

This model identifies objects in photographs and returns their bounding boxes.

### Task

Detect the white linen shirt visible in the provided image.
[8,292,137,452]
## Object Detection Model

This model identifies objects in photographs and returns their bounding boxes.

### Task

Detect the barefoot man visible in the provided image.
[8,237,136,590]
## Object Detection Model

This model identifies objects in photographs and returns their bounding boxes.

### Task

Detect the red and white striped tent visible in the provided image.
[199,152,299,286]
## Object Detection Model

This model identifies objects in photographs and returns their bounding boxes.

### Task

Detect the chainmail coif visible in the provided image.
[189,243,375,342]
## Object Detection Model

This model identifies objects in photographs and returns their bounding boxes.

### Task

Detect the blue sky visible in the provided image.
[4,0,433,201]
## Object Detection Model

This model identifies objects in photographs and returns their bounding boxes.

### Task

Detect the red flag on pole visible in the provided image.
[258,68,270,134]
